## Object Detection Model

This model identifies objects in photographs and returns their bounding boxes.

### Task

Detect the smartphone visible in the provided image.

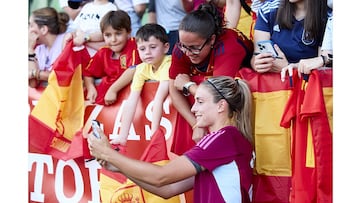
[91,120,101,139]
[256,40,280,58]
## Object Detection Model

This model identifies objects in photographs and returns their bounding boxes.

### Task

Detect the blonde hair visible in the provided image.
[205,76,253,145]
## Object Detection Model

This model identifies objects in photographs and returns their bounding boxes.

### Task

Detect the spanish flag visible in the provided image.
[236,67,293,203]
[99,128,182,203]
[29,40,90,160]
[236,67,333,203]
[280,69,333,203]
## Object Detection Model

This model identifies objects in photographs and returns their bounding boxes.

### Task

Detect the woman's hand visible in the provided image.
[298,56,323,75]
[28,30,38,52]
[174,74,191,91]
[270,44,289,72]
[280,63,297,82]
[87,127,112,161]
[252,52,275,73]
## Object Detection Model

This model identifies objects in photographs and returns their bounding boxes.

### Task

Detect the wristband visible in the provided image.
[84,34,91,42]
[321,54,332,67]
[182,81,196,96]
[320,55,326,67]
[29,53,36,57]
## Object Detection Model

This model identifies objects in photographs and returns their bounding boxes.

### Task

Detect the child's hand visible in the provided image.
[104,89,117,105]
[86,87,97,104]
[110,135,127,146]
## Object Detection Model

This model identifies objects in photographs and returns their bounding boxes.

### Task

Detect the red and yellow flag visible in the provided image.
[280,69,333,203]
[236,67,292,203]
[99,128,182,203]
[29,40,90,160]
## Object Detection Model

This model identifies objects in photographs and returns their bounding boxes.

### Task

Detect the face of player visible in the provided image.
[178,30,213,65]
[136,36,169,69]
[102,26,130,53]
[191,84,219,131]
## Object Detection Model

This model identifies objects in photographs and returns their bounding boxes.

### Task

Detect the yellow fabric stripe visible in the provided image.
[252,90,292,176]
[305,121,315,168]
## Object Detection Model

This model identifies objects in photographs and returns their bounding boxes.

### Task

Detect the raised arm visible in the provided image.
[151,80,169,134]
[110,90,141,146]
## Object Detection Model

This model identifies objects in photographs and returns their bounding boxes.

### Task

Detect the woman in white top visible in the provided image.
[28,7,70,88]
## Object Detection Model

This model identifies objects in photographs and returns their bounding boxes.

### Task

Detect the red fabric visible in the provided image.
[101,128,170,183]
[29,40,88,161]
[236,67,292,203]
[170,114,196,155]
[236,67,293,92]
[252,175,291,203]
[170,75,204,155]
[280,69,333,203]
[140,128,169,162]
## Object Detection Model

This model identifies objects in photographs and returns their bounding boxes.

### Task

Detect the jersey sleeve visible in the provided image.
[157,55,171,81]
[130,63,147,91]
[212,30,247,77]
[169,46,192,79]
[185,127,244,171]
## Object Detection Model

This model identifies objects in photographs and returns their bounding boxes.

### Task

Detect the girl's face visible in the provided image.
[178,30,213,65]
[136,36,169,68]
[103,26,130,53]
[191,84,218,130]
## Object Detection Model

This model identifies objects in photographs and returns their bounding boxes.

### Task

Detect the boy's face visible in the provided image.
[103,26,130,53]
[136,36,169,67]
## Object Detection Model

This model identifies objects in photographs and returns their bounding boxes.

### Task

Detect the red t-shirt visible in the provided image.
[83,38,141,105]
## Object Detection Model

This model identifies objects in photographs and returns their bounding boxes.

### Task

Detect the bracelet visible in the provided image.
[320,55,326,66]
[84,34,90,42]
[29,53,36,57]
[28,57,36,62]
[192,124,197,130]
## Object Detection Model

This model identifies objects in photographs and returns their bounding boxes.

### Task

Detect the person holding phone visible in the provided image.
[88,76,255,203]
[251,0,328,73]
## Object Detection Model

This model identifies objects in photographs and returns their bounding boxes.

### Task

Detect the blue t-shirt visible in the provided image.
[255,7,321,63]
